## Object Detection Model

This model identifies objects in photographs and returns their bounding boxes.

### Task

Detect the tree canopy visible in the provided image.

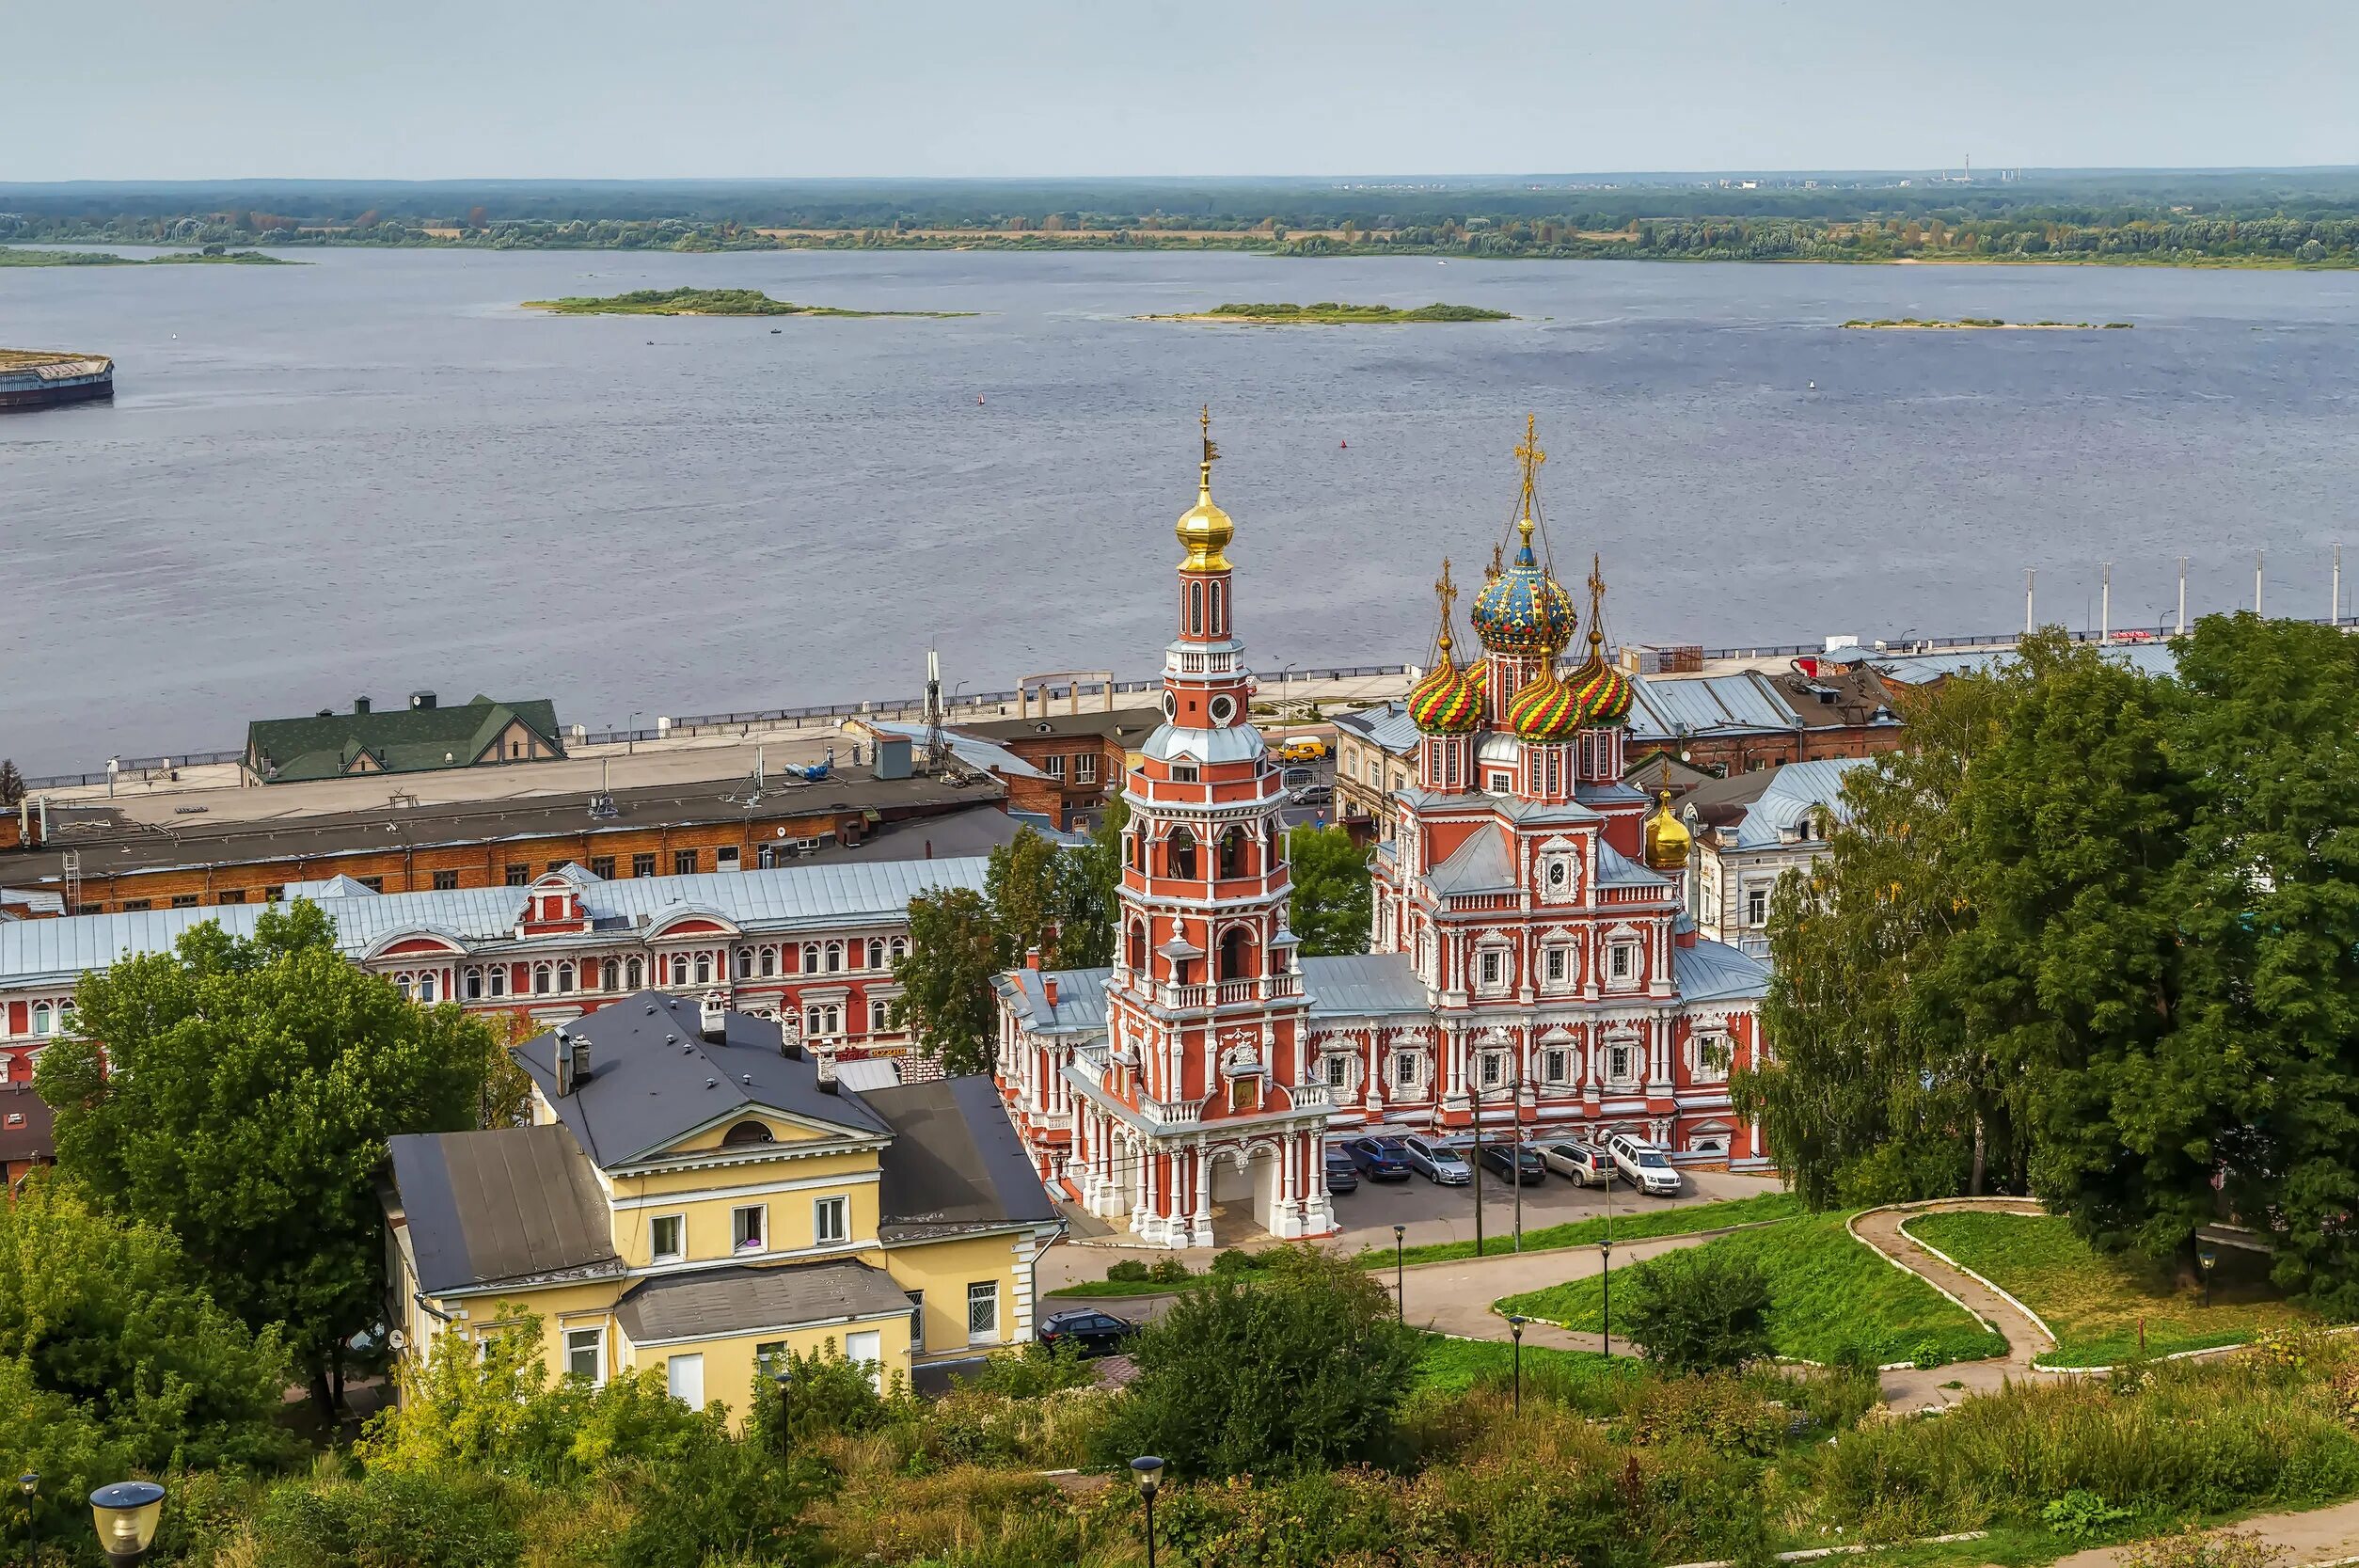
[1288,823,1372,956]
[36,900,498,1410]
[891,886,1011,1077]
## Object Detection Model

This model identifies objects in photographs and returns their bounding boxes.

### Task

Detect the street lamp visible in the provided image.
[1392,1224,1406,1325]
[2198,1240,2220,1310]
[1131,1456,1165,1568]
[88,1481,166,1567]
[18,1472,36,1567]
[773,1368,794,1459]
[1600,1158,1616,1360]
[1507,1315,1528,1414]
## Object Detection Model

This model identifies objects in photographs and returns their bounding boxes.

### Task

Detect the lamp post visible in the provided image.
[1392,1223,1406,1325]
[1600,1159,1616,1359]
[773,1368,793,1460]
[2198,1240,2219,1310]
[1508,1315,1528,1415]
[1131,1456,1164,1568]
[88,1481,166,1567]
[18,1472,36,1567]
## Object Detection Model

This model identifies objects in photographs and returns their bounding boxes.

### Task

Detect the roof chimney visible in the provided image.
[1043,975,1059,1008]
[815,1047,839,1095]
[1024,947,1042,971]
[355,695,372,715]
[569,1032,592,1089]
[552,1026,576,1096]
[699,992,727,1043]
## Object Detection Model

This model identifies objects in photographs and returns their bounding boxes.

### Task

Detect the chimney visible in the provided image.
[355,695,372,715]
[815,1048,840,1095]
[1024,947,1042,971]
[1043,975,1059,1008]
[553,1027,575,1096]
[569,1033,592,1089]
[699,993,727,1043]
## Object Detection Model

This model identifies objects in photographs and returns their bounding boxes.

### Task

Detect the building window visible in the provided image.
[632,852,657,879]
[801,942,821,974]
[31,1003,52,1037]
[867,938,887,970]
[1393,1052,1418,1088]
[590,856,615,880]
[1045,753,1066,783]
[487,966,508,998]
[563,1326,605,1386]
[674,849,698,876]
[1544,946,1569,984]
[824,942,844,974]
[759,945,777,977]
[805,1003,841,1037]
[262,884,284,903]
[1486,770,1512,793]
[868,998,891,1034]
[1076,752,1098,785]
[1167,827,1197,880]
[1324,1053,1348,1087]
[218,889,247,904]
[666,1353,704,1406]
[1609,943,1635,982]
[357,877,385,893]
[1746,887,1769,927]
[1695,1035,1731,1080]
[731,1205,766,1255]
[1478,949,1504,989]
[504,864,529,886]
[1187,580,1204,636]
[1608,1042,1635,1084]
[1544,1048,1571,1085]
[432,869,460,891]
[625,957,643,990]
[650,1212,685,1263]
[815,1195,848,1245]
[533,963,553,995]
[967,1281,1000,1344]
[1480,1052,1504,1089]
[693,953,712,986]
[418,974,437,1004]
[890,936,908,964]
[463,968,483,1001]
[170,894,199,909]
[908,1291,925,1353]
[599,958,619,992]
[556,961,575,993]
[121,899,151,911]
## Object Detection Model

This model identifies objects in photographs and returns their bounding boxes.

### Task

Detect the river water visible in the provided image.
[3,246,2356,772]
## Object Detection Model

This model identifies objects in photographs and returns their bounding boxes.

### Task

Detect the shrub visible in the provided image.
[1092,1245,1420,1479]
[1623,1249,1773,1375]
[1104,1259,1151,1284]
[2043,1488,2133,1539]
[1148,1257,1192,1285]
[1910,1338,1944,1370]
[745,1338,914,1451]
[606,1432,819,1568]
[1616,1373,1786,1457]
[248,1465,525,1568]
[1211,1247,1265,1275]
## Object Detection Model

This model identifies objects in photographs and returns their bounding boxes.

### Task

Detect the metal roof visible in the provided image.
[863,1075,1059,1241]
[0,857,992,989]
[1426,829,1516,895]
[1856,642,2180,685]
[1595,841,1671,888]
[862,720,1049,780]
[388,1124,623,1296]
[998,967,1114,1035]
[1673,939,1772,1003]
[1303,953,1427,1018]
[614,1259,916,1345]
[1625,672,1799,740]
[1729,758,1871,850]
[1334,701,1421,756]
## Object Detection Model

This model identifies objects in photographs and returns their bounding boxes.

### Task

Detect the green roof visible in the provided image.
[245,694,564,784]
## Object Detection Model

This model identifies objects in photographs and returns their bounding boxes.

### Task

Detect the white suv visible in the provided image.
[1606,1133,1683,1196]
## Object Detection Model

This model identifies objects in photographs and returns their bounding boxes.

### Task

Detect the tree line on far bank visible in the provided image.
[1737,616,2359,1310]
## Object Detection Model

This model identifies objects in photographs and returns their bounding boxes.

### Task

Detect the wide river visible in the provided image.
[4,246,2356,773]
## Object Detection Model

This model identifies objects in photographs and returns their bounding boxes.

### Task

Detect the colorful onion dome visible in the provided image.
[1176,405,1234,572]
[1471,524,1576,657]
[1506,664,1585,743]
[1567,651,1636,727]
[1408,557,1482,735]
[1644,789,1693,871]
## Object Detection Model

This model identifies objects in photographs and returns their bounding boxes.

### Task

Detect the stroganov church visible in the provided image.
[992,416,1769,1245]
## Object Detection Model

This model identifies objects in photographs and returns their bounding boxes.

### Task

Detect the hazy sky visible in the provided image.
[18,0,2359,181]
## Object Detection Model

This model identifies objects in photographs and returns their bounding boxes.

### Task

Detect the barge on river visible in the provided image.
[0,349,114,412]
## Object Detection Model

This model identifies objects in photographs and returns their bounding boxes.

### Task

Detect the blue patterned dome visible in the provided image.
[1471,526,1576,658]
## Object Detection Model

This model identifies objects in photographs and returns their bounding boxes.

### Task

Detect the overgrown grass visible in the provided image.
[1412,1333,1641,1410]
[1363,1189,1804,1268]
[1497,1211,2011,1368]
[1907,1212,2322,1367]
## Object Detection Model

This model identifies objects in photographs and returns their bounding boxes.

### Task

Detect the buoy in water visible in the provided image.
[1339,440,1348,449]
[977,396,985,404]
[1808,381,1816,389]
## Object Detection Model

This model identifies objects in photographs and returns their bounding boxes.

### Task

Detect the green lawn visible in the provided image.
[1496,1212,2010,1368]
[1413,1334,1641,1410]
[1363,1190,1804,1268]
[1906,1211,2321,1368]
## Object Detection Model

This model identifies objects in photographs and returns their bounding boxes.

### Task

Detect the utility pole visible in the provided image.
[2335,544,2344,626]
[2024,567,2035,636]
[2099,562,2111,646]
[2256,550,2266,617]
[1470,1060,1484,1260]
[2177,558,2188,638]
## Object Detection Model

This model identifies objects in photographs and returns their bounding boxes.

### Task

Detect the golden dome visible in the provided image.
[1177,405,1233,573]
[1644,789,1693,871]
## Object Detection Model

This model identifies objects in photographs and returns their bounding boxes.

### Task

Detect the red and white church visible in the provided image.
[992,416,1770,1246]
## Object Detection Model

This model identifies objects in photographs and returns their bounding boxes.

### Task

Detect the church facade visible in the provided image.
[992,417,1770,1247]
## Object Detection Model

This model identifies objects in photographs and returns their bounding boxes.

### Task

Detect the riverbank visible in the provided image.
[1140,301,1512,324]
[1843,316,2136,329]
[0,245,291,267]
[521,286,973,318]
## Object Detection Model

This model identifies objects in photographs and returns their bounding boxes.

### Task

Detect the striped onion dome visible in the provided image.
[1407,657,1482,735]
[1566,648,1636,727]
[1506,665,1584,743]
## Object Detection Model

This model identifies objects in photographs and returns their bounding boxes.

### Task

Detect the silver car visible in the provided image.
[1401,1134,1472,1186]
[1606,1133,1683,1196]
[1541,1140,1610,1186]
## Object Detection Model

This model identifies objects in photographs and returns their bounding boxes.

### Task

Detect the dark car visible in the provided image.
[1479,1143,1549,1184]
[1343,1136,1414,1181]
[1037,1308,1141,1357]
[1323,1148,1360,1194]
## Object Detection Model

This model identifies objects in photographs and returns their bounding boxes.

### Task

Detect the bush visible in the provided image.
[1148,1258,1192,1285]
[1623,1249,1773,1375]
[1093,1246,1420,1479]
[1104,1259,1151,1283]
[2043,1488,2133,1539]
[745,1338,914,1452]
[1211,1247,1266,1275]
[248,1464,525,1568]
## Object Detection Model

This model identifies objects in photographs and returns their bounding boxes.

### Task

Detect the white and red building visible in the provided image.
[993,420,1771,1246]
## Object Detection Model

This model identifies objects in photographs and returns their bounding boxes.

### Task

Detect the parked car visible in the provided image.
[1290,784,1334,806]
[1280,765,1318,791]
[1037,1308,1141,1357]
[1276,737,1329,763]
[1479,1142,1549,1184]
[1343,1136,1414,1181]
[1541,1141,1610,1186]
[1401,1134,1473,1186]
[1323,1148,1360,1194]
[1606,1133,1684,1196]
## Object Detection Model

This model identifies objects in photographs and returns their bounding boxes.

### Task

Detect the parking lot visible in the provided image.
[1323,1158,1778,1254]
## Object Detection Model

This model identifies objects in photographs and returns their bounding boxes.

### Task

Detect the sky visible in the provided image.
[15,0,2359,181]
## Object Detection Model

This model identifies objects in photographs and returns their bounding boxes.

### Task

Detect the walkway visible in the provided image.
[2057,1497,2359,1568]
[1851,1197,2053,1408]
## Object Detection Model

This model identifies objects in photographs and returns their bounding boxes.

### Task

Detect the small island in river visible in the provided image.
[1842,316,2133,330]
[0,245,293,267]
[522,287,972,318]
[1144,300,1512,324]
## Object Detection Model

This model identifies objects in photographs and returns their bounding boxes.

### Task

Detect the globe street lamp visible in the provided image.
[773,1368,794,1460]
[88,1481,166,1567]
[1392,1224,1406,1325]
[1507,1315,1528,1415]
[2198,1240,2220,1310]
[1131,1456,1165,1568]
[18,1472,37,1567]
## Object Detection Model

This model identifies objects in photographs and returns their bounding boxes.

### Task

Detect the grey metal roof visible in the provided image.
[1832,641,2178,686]
[863,719,1049,781]
[519,993,892,1168]
[0,1083,53,1165]
[614,1259,916,1345]
[1595,841,1671,888]
[1334,701,1421,756]
[1729,758,1870,850]
[1426,829,1516,895]
[388,1125,623,1296]
[1304,953,1428,1019]
[1626,672,1800,741]
[960,706,1164,744]
[998,967,1114,1035]
[1674,939,1772,1003]
[0,856,992,990]
[862,1075,1058,1241]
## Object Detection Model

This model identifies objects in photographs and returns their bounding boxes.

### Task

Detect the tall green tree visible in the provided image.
[36,900,496,1416]
[1287,823,1372,956]
[985,828,1064,965]
[890,887,1011,1077]
[1051,795,1128,970]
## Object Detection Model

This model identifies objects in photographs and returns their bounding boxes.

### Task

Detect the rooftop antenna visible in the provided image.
[924,649,949,774]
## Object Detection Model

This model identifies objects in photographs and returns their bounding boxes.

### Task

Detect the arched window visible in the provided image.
[889,937,908,964]
[1218,927,1254,982]
[720,1119,774,1148]
[625,957,643,990]
[802,942,821,974]
[825,941,844,974]
[464,968,484,1001]
[532,963,553,996]
[557,961,575,993]
[1187,580,1204,635]
[1209,580,1225,636]
[419,973,437,1004]
[601,958,620,992]
[1167,827,1197,880]
[694,953,712,986]
[1215,826,1246,879]
[670,954,689,987]
[868,938,887,970]
[1127,920,1148,972]
[736,947,753,980]
[759,945,776,977]
[487,966,508,999]
[32,1002,52,1037]
[869,997,892,1034]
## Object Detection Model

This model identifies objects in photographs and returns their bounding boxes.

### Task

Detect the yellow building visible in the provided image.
[382,991,1061,1420]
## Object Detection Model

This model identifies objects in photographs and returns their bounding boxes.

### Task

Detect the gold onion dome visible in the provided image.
[1407,559,1482,735]
[1644,790,1693,871]
[1506,660,1585,743]
[1471,418,1576,657]
[1176,404,1233,572]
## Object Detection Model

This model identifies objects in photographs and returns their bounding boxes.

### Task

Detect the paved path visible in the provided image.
[2056,1497,2359,1568]
[1852,1197,2053,1408]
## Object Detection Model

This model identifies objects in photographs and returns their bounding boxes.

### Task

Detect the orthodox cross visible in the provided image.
[1198,404,1221,479]
[1433,557,1459,652]
[1513,412,1546,522]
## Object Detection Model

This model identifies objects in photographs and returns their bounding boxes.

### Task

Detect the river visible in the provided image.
[3,245,2355,773]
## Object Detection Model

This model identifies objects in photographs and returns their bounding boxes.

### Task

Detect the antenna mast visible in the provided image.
[925,649,949,774]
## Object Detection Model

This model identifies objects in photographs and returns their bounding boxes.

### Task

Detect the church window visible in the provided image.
[1544,1048,1571,1085]
[602,958,621,992]
[1215,827,1246,879]
[1479,949,1503,988]
[625,957,643,990]
[1217,927,1253,982]
[1545,751,1560,795]
[1167,828,1197,880]
[1187,581,1204,635]
[1445,746,1460,787]
[1544,945,1569,984]
[1486,770,1512,794]
[1694,1035,1731,1080]
[1170,764,1199,784]
[1480,1052,1505,1089]
[1393,1051,1419,1088]
[1325,1053,1348,1087]
[1228,1079,1259,1111]
[1127,920,1148,971]
[1209,580,1225,635]
[1609,943,1635,982]
[1608,1042,1635,1084]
